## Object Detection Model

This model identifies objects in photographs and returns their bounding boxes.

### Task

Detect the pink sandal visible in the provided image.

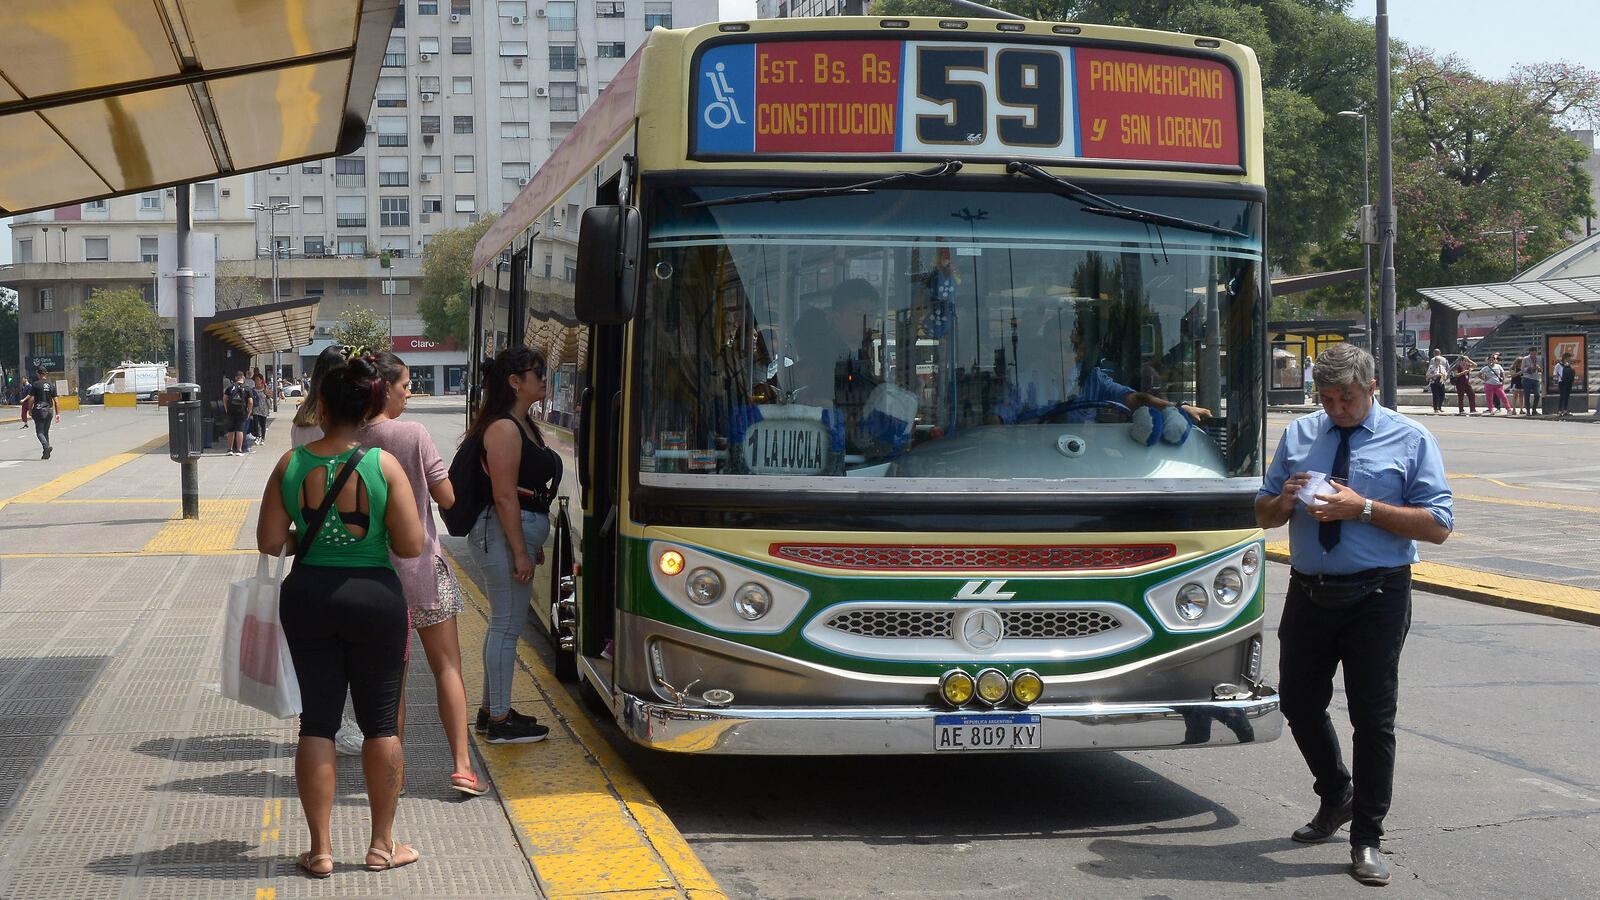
[449,772,487,797]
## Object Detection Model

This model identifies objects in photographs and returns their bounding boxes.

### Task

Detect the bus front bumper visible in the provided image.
[617,691,1281,755]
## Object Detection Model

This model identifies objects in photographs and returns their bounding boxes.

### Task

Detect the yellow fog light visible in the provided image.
[658,549,685,577]
[975,668,1009,705]
[1011,670,1044,706]
[940,669,975,707]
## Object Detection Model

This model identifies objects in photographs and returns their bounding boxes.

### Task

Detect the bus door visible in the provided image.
[578,322,625,684]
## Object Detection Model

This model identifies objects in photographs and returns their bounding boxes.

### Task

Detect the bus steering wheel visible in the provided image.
[1035,399,1133,423]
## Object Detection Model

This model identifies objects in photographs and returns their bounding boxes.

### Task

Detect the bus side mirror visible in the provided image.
[575,205,641,324]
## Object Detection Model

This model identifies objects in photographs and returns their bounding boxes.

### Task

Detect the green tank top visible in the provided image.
[282,445,392,569]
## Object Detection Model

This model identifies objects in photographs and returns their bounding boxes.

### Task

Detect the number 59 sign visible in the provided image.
[692,38,1242,170]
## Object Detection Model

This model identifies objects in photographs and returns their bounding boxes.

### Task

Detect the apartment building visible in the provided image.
[755,0,866,17]
[3,1,718,395]
[254,0,716,394]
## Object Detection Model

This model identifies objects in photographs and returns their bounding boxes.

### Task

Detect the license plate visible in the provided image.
[934,713,1043,751]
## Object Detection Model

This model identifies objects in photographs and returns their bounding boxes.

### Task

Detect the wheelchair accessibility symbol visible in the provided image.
[703,62,746,130]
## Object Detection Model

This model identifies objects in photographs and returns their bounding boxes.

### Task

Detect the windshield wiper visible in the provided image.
[683,160,964,209]
[1005,160,1251,240]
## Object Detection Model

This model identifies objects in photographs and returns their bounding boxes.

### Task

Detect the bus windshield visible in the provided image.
[637,182,1263,492]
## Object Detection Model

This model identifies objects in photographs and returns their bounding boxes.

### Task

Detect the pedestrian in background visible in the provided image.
[28,367,59,459]
[251,373,271,447]
[1450,353,1477,415]
[1479,353,1508,415]
[1522,346,1542,415]
[1255,343,1453,887]
[1425,350,1448,413]
[362,351,484,796]
[224,371,254,456]
[466,348,559,745]
[19,376,33,429]
[256,353,425,877]
[1303,354,1316,404]
[291,346,349,448]
[1554,352,1577,418]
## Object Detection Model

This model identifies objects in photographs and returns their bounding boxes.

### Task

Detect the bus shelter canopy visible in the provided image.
[0,0,397,216]
[204,297,320,356]
[1419,276,1600,317]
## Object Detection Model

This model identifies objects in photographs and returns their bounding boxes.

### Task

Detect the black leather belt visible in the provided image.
[1290,565,1410,586]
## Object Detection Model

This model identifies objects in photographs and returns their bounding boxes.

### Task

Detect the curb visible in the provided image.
[1264,546,1600,627]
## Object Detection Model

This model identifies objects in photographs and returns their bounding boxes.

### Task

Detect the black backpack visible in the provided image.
[440,430,490,537]
[225,383,250,416]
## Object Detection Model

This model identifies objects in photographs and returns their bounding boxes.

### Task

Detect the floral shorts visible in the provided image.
[411,556,465,629]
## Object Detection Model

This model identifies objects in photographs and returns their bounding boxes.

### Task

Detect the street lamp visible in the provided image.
[248,201,297,394]
[1479,225,1538,278]
[1338,110,1373,352]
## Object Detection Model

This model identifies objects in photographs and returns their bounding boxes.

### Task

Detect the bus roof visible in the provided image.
[0,0,398,216]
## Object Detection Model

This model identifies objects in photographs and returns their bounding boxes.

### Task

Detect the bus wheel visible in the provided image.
[577,669,612,719]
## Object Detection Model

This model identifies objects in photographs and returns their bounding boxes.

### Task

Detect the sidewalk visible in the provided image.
[0,427,722,899]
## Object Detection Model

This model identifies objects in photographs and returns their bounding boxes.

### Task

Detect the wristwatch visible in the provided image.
[1359,498,1374,523]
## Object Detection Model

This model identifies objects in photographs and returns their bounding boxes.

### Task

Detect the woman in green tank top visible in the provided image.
[257,354,424,877]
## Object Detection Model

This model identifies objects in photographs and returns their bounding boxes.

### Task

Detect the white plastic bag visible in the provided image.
[219,551,302,718]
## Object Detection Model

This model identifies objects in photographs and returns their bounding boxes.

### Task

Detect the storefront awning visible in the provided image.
[0,0,398,216]
[204,297,320,356]
[1419,276,1600,317]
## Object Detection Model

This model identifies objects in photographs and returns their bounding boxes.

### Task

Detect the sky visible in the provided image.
[1,0,1587,267]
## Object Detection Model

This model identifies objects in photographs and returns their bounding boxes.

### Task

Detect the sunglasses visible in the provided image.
[519,366,546,380]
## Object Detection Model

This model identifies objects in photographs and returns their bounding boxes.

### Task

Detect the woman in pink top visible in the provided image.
[363,351,483,796]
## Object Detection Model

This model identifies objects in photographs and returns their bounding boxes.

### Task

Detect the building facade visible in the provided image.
[755,0,866,18]
[4,0,717,395]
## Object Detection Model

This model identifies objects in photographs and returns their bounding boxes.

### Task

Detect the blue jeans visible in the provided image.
[468,507,550,717]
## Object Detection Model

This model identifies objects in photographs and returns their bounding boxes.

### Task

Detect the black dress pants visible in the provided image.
[1278,568,1412,848]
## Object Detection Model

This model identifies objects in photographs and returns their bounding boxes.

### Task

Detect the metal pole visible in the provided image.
[175,185,200,519]
[1362,114,1372,352]
[1376,0,1398,408]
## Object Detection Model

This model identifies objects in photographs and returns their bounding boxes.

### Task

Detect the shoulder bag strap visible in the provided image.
[296,447,368,559]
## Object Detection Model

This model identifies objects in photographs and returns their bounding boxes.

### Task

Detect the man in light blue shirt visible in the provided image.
[1255,343,1452,887]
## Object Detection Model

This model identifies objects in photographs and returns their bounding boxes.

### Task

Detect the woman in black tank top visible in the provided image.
[462,348,560,745]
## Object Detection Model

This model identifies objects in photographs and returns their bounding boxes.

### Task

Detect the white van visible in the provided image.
[87,363,171,402]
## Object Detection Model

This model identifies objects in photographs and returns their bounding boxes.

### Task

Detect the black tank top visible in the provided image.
[499,416,562,514]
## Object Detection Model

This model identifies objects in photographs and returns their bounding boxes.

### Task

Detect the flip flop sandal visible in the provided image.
[365,843,420,872]
[296,852,333,879]
[450,772,488,797]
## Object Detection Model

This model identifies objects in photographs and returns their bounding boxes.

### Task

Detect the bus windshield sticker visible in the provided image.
[691,39,1240,169]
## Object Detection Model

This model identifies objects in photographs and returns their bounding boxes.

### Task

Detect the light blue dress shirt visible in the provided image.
[1259,403,1453,575]
[1066,367,1136,423]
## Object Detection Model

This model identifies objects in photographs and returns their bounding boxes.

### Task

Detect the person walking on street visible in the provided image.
[465,348,560,745]
[28,367,59,459]
[1425,350,1448,413]
[1450,354,1477,415]
[1304,354,1316,404]
[1522,347,1542,415]
[251,374,271,446]
[1256,343,1453,887]
[1479,354,1508,415]
[224,371,254,456]
[361,351,484,796]
[256,353,426,878]
[19,376,33,429]
[1554,352,1577,418]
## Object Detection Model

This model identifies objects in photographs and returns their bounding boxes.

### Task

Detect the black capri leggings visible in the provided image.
[280,564,408,741]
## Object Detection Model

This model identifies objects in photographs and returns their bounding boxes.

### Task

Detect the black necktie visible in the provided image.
[1319,426,1356,552]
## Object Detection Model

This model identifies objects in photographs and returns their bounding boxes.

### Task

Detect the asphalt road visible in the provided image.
[0,403,168,493]
[402,397,1600,899]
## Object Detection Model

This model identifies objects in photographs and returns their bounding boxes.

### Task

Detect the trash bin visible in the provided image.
[167,383,203,462]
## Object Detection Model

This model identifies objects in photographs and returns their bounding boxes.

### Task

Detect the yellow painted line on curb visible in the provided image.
[0,549,256,559]
[0,434,168,508]
[142,499,255,553]
[1265,542,1600,626]
[444,548,725,900]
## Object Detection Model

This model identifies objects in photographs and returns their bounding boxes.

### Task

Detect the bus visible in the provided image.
[469,16,1280,755]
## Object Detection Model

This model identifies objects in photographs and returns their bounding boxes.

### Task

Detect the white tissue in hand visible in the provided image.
[1129,406,1156,444]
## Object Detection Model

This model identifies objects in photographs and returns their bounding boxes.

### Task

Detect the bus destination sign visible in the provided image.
[693,39,1241,169]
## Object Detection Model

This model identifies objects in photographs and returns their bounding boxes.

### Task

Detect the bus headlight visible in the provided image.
[1213,567,1244,606]
[975,669,1009,705]
[732,583,772,620]
[657,549,685,577]
[1175,583,1209,621]
[685,568,723,606]
[1011,670,1044,706]
[940,669,975,707]
[1241,546,1260,575]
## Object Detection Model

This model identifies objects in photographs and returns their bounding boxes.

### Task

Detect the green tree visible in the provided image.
[216,273,268,310]
[331,305,391,353]
[73,287,165,370]
[868,1,1376,270]
[419,215,497,347]
[0,287,18,376]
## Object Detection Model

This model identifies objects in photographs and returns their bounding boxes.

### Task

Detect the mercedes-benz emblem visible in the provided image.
[958,608,1004,652]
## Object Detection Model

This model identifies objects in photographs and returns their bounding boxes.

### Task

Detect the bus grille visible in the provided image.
[823,608,1121,639]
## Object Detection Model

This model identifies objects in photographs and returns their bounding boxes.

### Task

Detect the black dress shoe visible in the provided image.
[1291,799,1353,843]
[1350,845,1391,886]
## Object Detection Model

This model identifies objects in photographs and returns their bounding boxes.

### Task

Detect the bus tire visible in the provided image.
[578,669,612,719]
